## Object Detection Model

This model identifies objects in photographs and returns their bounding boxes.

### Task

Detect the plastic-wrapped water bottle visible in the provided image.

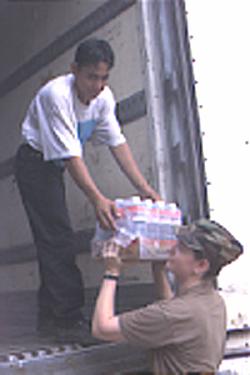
[91,221,113,258]
[166,203,182,239]
[114,197,137,246]
[93,221,113,241]
[128,196,149,236]
[114,196,152,244]
[156,201,170,240]
[115,198,129,230]
[142,198,153,238]
[145,200,160,246]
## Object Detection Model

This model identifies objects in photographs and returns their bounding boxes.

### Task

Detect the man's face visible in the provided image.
[72,62,110,105]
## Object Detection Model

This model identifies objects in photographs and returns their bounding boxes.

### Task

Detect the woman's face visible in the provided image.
[167,242,202,281]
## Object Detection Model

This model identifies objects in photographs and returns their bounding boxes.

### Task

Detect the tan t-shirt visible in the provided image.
[119,281,226,375]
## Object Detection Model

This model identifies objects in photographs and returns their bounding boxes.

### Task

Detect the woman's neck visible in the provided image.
[177,277,203,294]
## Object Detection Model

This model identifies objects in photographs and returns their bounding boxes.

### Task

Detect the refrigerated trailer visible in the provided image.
[0,0,248,373]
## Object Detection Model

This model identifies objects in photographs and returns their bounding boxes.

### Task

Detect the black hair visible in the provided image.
[74,39,114,69]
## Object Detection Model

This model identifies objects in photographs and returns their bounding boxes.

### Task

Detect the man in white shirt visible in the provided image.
[15,39,160,341]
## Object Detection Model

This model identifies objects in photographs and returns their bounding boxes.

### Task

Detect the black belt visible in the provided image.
[21,143,43,159]
[20,143,66,170]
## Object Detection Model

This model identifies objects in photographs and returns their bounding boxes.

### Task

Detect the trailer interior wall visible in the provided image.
[0,1,104,82]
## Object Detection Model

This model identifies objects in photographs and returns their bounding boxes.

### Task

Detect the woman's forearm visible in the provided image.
[151,263,174,300]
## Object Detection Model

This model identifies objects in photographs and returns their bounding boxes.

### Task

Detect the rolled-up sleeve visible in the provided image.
[37,88,82,160]
[119,302,170,349]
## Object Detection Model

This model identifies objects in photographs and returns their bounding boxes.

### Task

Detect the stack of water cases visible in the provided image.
[114,196,182,259]
[91,196,182,260]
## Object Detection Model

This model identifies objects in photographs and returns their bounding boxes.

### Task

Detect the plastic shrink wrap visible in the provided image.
[91,196,182,260]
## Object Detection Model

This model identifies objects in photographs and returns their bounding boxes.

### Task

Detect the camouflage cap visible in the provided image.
[176,218,243,273]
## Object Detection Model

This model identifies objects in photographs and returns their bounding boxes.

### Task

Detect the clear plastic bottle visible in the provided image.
[166,203,182,239]
[121,196,142,236]
[115,198,129,230]
[93,221,113,241]
[133,196,150,237]
[156,201,170,240]
[114,198,132,246]
[146,200,160,246]
[114,197,139,246]
[142,199,153,238]
[91,221,113,258]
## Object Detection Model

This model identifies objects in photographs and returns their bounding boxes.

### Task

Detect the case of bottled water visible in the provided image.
[91,196,182,260]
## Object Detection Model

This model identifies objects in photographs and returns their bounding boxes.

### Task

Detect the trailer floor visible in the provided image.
[0,289,93,355]
[0,285,153,374]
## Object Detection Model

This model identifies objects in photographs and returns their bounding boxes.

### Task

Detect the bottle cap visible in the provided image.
[130,196,141,203]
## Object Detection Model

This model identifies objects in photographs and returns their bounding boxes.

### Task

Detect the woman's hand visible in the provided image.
[151,260,167,274]
[102,239,123,276]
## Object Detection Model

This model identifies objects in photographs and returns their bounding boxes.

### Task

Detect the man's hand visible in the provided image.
[139,188,162,202]
[94,196,118,230]
[66,157,119,230]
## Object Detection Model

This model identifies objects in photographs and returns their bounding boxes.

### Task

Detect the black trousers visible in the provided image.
[15,144,84,321]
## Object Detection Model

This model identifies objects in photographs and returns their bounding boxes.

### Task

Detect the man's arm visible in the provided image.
[110,142,161,201]
[65,156,117,229]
